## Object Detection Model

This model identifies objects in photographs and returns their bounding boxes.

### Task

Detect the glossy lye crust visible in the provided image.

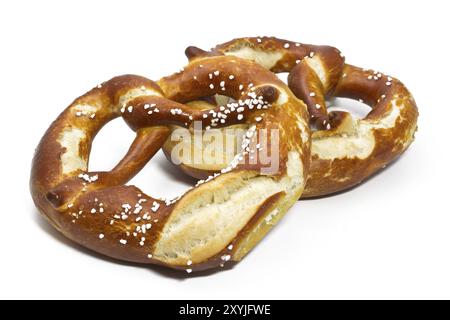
[163,37,418,198]
[30,56,311,272]
[30,37,419,273]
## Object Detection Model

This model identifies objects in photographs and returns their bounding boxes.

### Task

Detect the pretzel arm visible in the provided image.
[185,37,348,129]
[109,126,171,184]
[288,62,329,129]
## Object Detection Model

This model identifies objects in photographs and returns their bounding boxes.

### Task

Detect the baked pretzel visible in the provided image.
[30,56,311,272]
[163,37,418,197]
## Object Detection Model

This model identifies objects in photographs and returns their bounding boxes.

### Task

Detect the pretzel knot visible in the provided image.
[166,37,418,197]
[30,56,311,272]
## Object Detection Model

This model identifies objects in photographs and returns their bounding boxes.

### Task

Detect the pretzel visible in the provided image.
[163,37,418,197]
[30,56,311,272]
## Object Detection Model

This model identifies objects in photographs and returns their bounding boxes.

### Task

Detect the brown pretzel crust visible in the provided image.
[303,64,418,197]
[162,37,418,198]
[30,56,311,272]
[187,37,345,130]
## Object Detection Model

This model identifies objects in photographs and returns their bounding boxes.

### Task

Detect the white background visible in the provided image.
[1,0,449,299]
